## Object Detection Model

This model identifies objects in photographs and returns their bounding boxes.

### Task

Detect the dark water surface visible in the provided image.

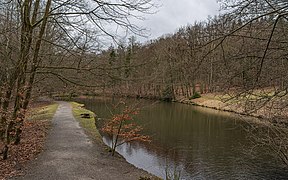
[76,97,288,179]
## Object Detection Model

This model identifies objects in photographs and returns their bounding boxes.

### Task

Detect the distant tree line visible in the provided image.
[0,0,287,167]
[71,0,287,166]
[91,13,287,102]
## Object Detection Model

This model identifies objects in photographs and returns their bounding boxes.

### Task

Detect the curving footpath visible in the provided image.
[12,101,153,180]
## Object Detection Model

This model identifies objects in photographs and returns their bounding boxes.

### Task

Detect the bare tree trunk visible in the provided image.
[1,0,33,158]
[12,0,35,145]
[15,0,51,145]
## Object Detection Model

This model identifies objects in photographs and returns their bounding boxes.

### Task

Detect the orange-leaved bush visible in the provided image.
[101,106,150,156]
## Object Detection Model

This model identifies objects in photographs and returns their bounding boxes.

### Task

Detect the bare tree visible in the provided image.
[217,0,288,166]
[88,0,288,166]
[0,0,156,160]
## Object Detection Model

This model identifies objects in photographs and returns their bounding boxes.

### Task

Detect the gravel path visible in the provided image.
[12,101,154,180]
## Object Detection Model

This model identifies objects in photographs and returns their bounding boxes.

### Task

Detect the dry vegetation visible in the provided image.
[0,102,58,179]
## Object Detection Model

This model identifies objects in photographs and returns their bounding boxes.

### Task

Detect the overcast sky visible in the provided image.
[135,0,220,42]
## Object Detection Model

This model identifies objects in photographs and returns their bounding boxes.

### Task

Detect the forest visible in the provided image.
[0,0,287,169]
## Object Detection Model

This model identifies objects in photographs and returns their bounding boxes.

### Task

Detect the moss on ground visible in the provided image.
[28,103,59,121]
[70,102,102,141]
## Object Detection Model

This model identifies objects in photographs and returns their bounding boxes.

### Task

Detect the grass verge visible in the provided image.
[28,103,59,121]
[70,102,102,141]
[70,102,162,180]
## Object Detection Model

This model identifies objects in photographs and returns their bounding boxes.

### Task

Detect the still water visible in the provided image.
[76,97,288,179]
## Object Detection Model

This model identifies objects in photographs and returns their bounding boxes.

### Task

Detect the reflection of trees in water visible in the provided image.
[81,98,288,179]
[104,135,189,178]
[103,118,288,179]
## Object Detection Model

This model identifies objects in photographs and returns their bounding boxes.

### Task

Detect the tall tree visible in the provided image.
[0,0,156,160]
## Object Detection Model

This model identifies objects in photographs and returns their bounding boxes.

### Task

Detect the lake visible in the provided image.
[76,97,288,179]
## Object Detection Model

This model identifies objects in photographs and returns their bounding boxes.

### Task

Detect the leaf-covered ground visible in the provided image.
[0,102,58,180]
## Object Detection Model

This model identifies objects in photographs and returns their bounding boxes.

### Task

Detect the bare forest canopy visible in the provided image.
[0,0,287,166]
[0,0,155,160]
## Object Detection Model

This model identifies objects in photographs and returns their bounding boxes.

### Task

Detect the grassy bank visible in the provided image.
[28,103,59,121]
[70,102,102,141]
[70,101,161,180]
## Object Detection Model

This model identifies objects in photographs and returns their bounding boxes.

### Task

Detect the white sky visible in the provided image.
[134,0,220,42]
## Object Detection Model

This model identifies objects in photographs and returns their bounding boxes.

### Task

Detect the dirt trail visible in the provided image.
[12,101,154,180]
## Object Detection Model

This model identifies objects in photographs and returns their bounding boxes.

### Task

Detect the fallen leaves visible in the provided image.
[0,102,52,180]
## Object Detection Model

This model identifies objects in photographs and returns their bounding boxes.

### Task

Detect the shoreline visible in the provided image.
[70,102,160,180]
[175,94,288,122]
[54,91,288,123]
[72,94,281,120]
[1,100,159,180]
[176,96,261,118]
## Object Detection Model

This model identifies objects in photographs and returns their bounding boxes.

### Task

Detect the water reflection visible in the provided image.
[77,97,288,179]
